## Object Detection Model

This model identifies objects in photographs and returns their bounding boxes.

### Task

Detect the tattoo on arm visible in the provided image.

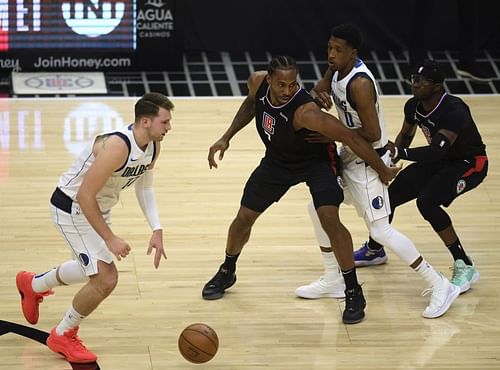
[233,96,255,127]
[224,96,256,138]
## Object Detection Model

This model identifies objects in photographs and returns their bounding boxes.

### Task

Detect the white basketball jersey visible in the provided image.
[331,58,387,163]
[58,124,156,213]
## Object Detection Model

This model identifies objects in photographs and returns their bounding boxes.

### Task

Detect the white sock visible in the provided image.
[32,261,88,293]
[415,259,442,287]
[58,260,89,285]
[321,251,341,280]
[32,268,59,293]
[56,305,86,335]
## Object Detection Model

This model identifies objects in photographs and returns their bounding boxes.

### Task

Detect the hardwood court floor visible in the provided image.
[0,96,499,369]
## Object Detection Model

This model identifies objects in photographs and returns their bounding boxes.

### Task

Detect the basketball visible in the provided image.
[178,323,219,363]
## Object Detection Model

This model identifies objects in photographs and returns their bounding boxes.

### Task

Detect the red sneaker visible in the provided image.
[47,327,97,363]
[15,271,53,324]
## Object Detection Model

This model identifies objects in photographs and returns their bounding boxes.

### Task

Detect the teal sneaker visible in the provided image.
[450,259,480,294]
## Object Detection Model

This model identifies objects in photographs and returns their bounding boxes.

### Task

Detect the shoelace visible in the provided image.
[421,288,432,297]
[450,264,465,280]
[421,284,446,307]
[66,330,89,351]
[342,283,364,310]
[208,269,232,286]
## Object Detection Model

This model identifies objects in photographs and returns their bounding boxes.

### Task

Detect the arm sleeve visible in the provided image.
[397,133,451,162]
[135,170,162,231]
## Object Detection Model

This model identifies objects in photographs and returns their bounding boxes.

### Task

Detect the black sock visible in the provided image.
[341,268,359,290]
[368,236,384,251]
[447,240,472,265]
[222,252,240,272]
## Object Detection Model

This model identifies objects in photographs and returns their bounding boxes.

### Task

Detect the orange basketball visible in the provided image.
[178,323,219,363]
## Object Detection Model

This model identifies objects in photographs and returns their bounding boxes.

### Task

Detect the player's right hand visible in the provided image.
[106,236,131,261]
[379,164,401,185]
[208,138,230,169]
[313,91,333,110]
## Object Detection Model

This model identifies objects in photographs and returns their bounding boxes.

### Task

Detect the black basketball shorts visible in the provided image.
[241,157,344,213]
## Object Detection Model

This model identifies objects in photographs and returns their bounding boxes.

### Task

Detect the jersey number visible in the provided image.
[344,112,355,128]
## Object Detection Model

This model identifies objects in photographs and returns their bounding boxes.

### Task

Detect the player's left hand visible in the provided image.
[385,140,396,156]
[385,140,401,164]
[148,229,167,269]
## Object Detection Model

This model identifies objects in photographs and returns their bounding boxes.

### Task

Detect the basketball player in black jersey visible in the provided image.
[359,60,488,294]
[201,55,399,324]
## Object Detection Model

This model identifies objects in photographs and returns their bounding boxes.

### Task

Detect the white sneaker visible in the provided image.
[421,275,460,319]
[295,276,346,299]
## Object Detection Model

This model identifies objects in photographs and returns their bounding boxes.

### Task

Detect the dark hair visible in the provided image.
[414,60,444,83]
[267,55,298,76]
[135,92,174,122]
[331,23,363,49]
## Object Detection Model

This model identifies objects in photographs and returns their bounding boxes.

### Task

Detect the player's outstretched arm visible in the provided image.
[295,102,399,183]
[207,72,264,169]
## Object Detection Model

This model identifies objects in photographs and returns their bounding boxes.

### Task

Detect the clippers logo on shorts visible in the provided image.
[79,253,90,266]
[371,196,384,210]
[456,179,466,194]
[262,112,276,140]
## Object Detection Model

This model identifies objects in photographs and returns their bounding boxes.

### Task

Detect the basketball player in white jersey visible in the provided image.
[15,93,172,363]
[295,24,460,318]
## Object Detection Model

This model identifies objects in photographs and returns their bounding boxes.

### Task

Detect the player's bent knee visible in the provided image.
[92,261,119,295]
[235,206,260,226]
[368,223,393,245]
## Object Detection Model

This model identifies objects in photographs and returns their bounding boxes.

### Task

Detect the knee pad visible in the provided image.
[368,219,393,245]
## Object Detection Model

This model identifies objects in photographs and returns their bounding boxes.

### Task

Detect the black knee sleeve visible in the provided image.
[416,196,451,232]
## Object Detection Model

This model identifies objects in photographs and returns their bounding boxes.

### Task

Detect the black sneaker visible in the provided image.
[342,285,366,324]
[202,265,237,300]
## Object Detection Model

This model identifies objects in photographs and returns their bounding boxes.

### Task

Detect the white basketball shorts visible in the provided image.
[342,152,392,222]
[50,202,114,276]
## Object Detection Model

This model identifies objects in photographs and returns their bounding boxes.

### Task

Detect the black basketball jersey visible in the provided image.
[404,93,486,160]
[255,78,334,169]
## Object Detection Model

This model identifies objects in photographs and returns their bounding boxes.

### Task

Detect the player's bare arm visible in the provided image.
[294,102,399,183]
[311,67,334,110]
[76,134,131,260]
[208,72,263,169]
[349,77,381,142]
[394,119,418,148]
